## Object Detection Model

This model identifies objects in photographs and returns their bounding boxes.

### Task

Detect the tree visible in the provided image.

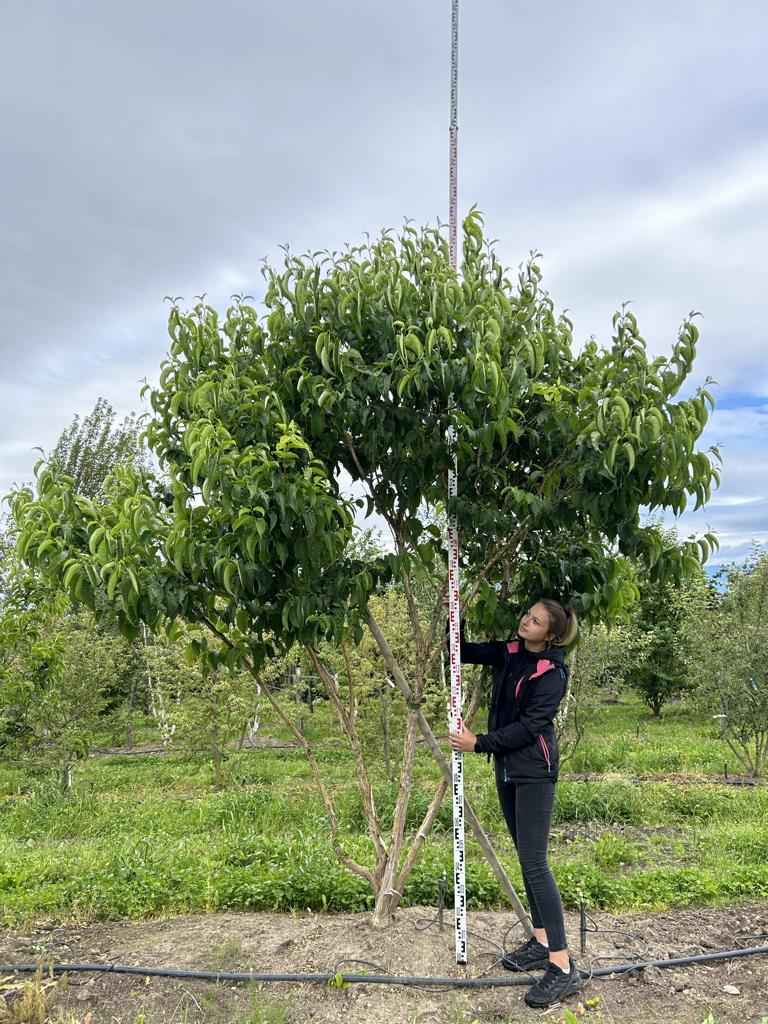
[9,212,720,924]
[51,397,155,746]
[142,630,260,789]
[623,529,711,716]
[50,396,150,498]
[556,621,631,768]
[0,597,63,775]
[688,549,768,778]
[0,571,106,793]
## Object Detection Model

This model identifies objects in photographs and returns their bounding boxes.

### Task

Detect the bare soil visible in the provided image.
[2,903,768,1024]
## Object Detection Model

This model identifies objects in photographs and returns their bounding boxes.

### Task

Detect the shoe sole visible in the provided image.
[524,971,586,1008]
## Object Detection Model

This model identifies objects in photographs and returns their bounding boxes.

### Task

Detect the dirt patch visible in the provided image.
[88,736,300,757]
[2,904,768,1023]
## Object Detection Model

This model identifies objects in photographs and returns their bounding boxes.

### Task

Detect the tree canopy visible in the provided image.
[10,212,719,669]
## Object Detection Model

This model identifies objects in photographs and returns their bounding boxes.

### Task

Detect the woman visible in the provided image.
[449,598,584,1008]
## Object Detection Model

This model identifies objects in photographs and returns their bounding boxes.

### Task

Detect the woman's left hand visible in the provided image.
[449,727,477,753]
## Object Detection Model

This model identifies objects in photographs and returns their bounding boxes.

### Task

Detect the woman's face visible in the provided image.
[518,603,552,644]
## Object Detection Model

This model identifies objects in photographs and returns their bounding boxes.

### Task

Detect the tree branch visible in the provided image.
[308,644,388,871]
[198,616,377,890]
[394,528,426,672]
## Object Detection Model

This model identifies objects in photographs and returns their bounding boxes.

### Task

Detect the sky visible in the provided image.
[2,0,767,567]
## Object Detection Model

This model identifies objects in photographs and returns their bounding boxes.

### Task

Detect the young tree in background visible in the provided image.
[623,529,711,716]
[10,213,720,924]
[689,549,768,778]
[0,563,104,794]
[51,396,150,498]
[556,621,631,768]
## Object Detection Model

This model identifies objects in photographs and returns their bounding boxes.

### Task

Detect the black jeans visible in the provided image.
[495,765,567,951]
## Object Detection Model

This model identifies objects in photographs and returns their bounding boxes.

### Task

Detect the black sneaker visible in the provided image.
[524,957,585,1008]
[501,936,550,972]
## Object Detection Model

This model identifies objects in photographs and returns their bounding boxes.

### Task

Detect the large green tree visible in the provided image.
[9,212,719,924]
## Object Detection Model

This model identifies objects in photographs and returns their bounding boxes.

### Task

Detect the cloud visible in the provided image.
[2,0,767,566]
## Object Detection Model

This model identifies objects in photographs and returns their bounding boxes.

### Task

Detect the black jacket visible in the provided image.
[458,627,569,782]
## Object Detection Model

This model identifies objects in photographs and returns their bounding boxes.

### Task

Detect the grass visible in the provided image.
[567,698,735,776]
[1,695,766,927]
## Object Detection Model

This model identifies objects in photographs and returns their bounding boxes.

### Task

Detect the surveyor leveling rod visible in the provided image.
[446,0,467,966]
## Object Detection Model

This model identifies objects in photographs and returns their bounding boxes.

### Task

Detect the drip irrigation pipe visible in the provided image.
[3,943,768,987]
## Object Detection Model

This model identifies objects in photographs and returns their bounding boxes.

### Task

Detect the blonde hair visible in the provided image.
[538,598,579,647]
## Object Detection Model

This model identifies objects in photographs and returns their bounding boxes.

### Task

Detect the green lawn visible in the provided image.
[1,695,766,927]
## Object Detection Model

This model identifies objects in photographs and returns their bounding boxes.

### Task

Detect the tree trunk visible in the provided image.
[753,731,766,779]
[381,684,392,781]
[125,674,139,751]
[367,609,534,937]
[371,890,400,929]
[371,710,418,928]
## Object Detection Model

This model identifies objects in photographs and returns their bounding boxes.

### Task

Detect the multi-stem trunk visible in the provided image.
[201,607,529,932]
[367,606,533,936]
[381,684,393,781]
[371,708,419,928]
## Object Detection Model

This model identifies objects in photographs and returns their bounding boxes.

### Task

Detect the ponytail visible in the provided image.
[538,598,579,647]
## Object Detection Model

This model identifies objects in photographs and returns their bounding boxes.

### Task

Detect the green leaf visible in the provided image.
[245,533,257,562]
[223,561,237,596]
[88,526,106,555]
[416,541,435,565]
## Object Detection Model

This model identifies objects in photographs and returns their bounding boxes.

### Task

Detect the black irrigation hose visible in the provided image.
[3,944,768,988]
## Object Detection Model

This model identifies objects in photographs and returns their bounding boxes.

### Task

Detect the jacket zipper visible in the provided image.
[538,734,552,773]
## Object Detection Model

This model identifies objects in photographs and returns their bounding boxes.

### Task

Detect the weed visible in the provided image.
[244,989,293,1023]
[590,832,642,871]
[206,935,244,973]
[0,966,63,1024]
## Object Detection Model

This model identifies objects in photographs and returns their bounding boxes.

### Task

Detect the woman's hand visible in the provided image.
[442,591,463,615]
[449,727,476,753]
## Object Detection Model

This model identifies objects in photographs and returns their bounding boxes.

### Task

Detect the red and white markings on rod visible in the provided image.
[447,427,467,964]
[446,0,467,966]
